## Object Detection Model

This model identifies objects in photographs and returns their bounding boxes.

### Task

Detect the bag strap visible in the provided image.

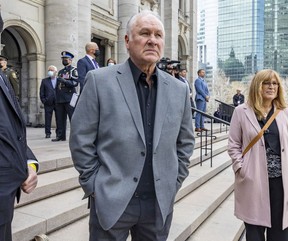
[242,109,280,157]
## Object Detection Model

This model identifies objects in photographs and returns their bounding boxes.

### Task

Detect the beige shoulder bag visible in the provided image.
[242,109,280,157]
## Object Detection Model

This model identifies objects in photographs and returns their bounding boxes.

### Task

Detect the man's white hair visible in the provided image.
[126,10,164,37]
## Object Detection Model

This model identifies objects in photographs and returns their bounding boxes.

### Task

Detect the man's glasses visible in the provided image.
[262,81,279,87]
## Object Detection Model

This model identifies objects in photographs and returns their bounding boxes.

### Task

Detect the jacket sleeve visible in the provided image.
[69,71,101,198]
[227,107,244,173]
[39,80,46,104]
[176,85,195,190]
[77,59,87,91]
[194,78,208,99]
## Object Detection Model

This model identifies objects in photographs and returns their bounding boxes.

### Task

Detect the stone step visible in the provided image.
[17,138,229,209]
[167,164,234,241]
[12,188,88,241]
[16,167,79,207]
[177,151,231,201]
[29,127,228,175]
[187,193,244,241]
[23,152,232,241]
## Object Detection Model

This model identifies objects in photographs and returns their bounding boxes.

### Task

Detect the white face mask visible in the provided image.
[108,63,115,66]
[48,70,54,77]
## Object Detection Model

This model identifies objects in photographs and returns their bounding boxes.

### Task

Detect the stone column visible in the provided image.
[163,0,179,60]
[78,0,91,58]
[26,53,46,125]
[101,39,115,64]
[45,0,79,69]
[118,0,139,63]
[189,0,197,82]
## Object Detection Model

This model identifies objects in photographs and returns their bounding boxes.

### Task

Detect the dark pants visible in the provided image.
[44,104,56,135]
[195,99,206,128]
[89,196,173,241]
[245,177,288,241]
[0,170,23,241]
[55,102,74,139]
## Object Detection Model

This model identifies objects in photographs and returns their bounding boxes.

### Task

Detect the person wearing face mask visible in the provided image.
[39,65,58,138]
[52,51,78,142]
[77,42,100,92]
[107,58,116,66]
[0,55,20,100]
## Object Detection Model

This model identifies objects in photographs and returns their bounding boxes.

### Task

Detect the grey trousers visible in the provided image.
[89,196,173,241]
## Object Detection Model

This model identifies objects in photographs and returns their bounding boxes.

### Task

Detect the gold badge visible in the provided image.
[12,72,17,78]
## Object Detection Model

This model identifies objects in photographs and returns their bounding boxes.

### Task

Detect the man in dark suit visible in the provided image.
[70,10,195,241]
[179,68,195,113]
[0,69,38,241]
[52,51,78,142]
[40,65,58,138]
[194,69,210,132]
[77,42,100,92]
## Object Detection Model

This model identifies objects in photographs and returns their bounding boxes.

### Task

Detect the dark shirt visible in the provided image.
[233,94,244,107]
[258,108,281,178]
[129,58,157,197]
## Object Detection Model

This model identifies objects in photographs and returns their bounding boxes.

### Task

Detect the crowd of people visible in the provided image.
[2,7,288,241]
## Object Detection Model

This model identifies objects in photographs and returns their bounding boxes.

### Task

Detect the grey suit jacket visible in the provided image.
[69,60,195,230]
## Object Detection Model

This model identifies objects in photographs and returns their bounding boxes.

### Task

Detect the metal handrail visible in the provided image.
[192,107,230,167]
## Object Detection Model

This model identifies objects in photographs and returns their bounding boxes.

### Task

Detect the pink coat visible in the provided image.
[228,103,288,229]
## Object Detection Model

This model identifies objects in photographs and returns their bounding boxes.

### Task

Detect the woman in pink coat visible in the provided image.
[228,69,288,241]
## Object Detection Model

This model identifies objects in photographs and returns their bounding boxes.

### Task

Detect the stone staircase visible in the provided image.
[12,126,245,241]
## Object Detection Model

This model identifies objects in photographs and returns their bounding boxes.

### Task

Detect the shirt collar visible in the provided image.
[128,58,158,85]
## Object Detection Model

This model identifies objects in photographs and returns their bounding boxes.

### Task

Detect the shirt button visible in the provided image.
[133,177,138,182]
[141,151,145,156]
[18,136,22,141]
[282,149,284,152]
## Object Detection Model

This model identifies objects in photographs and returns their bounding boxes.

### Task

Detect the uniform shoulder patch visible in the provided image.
[11,72,17,78]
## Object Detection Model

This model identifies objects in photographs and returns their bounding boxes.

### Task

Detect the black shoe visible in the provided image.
[195,128,203,132]
[51,137,66,142]
[45,134,51,138]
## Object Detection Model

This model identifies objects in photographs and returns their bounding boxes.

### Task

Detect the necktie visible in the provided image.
[92,59,99,69]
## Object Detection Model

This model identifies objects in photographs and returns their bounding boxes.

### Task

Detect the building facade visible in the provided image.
[217,0,264,81]
[264,0,288,77]
[0,0,197,125]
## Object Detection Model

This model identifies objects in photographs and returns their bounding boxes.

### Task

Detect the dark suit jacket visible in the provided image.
[0,70,37,225]
[77,56,96,91]
[70,61,195,230]
[40,77,56,106]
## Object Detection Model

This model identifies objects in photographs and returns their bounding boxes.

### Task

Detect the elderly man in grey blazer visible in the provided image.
[69,10,194,241]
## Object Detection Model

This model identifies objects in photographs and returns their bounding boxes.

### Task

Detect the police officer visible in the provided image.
[0,55,20,99]
[52,51,78,142]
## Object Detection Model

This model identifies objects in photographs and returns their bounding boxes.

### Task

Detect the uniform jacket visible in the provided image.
[0,70,36,225]
[56,65,78,103]
[69,60,195,230]
[77,56,97,91]
[194,77,209,101]
[3,67,19,98]
[40,77,56,106]
[228,103,288,229]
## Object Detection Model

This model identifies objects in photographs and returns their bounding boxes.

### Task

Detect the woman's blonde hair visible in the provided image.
[247,69,286,120]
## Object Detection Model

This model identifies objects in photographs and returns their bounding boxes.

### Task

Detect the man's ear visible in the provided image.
[125,35,129,50]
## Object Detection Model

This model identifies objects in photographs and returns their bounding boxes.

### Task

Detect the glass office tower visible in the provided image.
[217,0,264,81]
[264,0,288,77]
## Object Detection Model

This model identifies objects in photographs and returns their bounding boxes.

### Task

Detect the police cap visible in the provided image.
[61,51,74,59]
[0,55,8,61]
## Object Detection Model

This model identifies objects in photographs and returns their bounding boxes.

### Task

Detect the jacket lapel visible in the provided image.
[116,62,146,145]
[85,56,95,70]
[153,71,169,151]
